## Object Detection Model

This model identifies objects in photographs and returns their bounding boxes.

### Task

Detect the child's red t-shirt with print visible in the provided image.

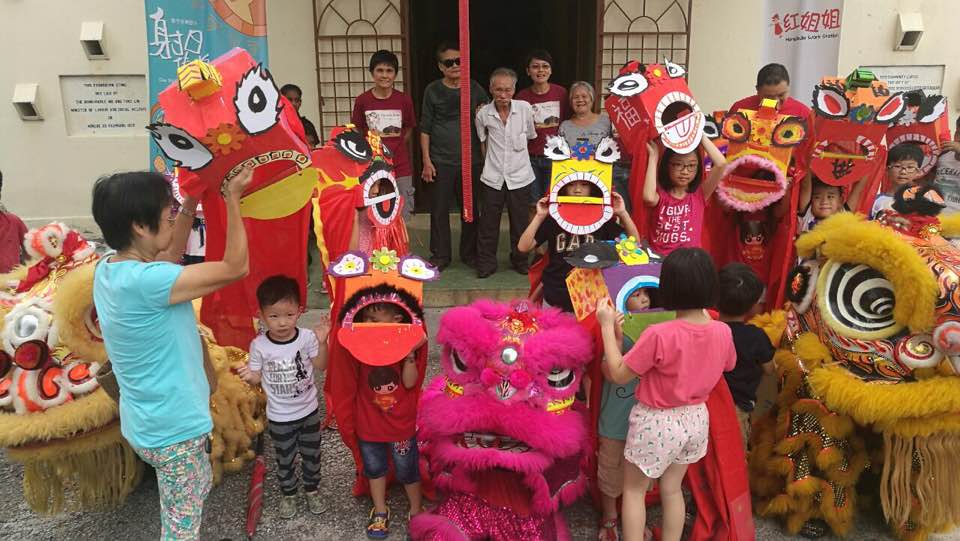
[648,186,705,256]
[354,360,416,443]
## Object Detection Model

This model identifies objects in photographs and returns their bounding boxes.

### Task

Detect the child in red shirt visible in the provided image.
[597,248,736,541]
[353,301,424,539]
[0,170,27,273]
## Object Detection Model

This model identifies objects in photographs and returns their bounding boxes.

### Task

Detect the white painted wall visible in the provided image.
[1,0,956,227]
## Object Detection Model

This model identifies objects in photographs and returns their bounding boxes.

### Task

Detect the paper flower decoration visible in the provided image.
[371,248,400,272]
[330,252,366,277]
[571,141,595,160]
[202,122,247,156]
[399,256,439,281]
[615,234,650,266]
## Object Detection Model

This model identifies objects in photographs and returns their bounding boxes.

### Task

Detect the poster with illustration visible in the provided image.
[532,101,561,129]
[364,109,403,138]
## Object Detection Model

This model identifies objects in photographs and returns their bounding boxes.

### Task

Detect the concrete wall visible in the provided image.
[1,0,957,226]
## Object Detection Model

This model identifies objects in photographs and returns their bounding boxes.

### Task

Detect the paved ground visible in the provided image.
[0,308,918,540]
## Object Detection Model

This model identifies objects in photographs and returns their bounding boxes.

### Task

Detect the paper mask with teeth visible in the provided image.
[809,69,906,186]
[148,48,313,346]
[887,89,950,177]
[605,59,705,154]
[716,98,807,212]
[544,136,619,234]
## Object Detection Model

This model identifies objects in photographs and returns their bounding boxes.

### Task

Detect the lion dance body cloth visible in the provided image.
[409,300,593,540]
[752,206,960,540]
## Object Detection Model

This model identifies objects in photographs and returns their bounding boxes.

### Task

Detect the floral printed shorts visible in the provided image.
[624,401,708,478]
[135,434,212,540]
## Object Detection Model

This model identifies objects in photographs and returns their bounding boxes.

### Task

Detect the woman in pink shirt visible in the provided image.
[597,248,736,541]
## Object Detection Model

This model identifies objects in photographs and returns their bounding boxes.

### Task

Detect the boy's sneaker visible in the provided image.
[305,490,323,515]
[279,494,298,519]
[366,506,390,539]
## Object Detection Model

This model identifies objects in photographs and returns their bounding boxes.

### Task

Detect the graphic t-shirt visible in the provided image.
[722,322,775,412]
[351,89,416,177]
[248,328,321,422]
[356,360,417,442]
[516,83,569,156]
[598,336,638,440]
[933,151,960,213]
[648,186,706,256]
[535,216,623,312]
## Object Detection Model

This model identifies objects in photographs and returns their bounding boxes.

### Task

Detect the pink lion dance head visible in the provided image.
[412,299,593,540]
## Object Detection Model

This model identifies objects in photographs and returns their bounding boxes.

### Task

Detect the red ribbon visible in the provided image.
[459,0,473,222]
[16,231,87,293]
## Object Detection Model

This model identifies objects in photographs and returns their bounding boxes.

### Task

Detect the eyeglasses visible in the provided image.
[440,58,461,68]
[888,164,919,174]
[669,162,698,172]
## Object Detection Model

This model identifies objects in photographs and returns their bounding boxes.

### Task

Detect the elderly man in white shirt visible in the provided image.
[474,67,537,278]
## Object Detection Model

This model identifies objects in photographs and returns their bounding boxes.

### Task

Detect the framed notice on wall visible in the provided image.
[861,65,945,94]
[60,75,149,136]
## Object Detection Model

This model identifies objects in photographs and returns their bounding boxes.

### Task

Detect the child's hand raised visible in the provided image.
[646,140,659,159]
[612,192,627,215]
[314,314,331,345]
[535,197,549,218]
[614,312,625,341]
[596,297,619,327]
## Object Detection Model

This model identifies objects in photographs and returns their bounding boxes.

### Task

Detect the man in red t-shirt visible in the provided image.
[0,171,27,273]
[351,50,417,220]
[727,63,812,307]
[516,50,570,205]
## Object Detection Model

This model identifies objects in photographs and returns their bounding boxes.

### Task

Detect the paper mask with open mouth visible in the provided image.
[716,98,807,212]
[887,90,949,177]
[605,59,705,154]
[544,136,619,234]
[564,236,663,320]
[810,69,906,186]
[151,48,316,220]
[329,249,437,366]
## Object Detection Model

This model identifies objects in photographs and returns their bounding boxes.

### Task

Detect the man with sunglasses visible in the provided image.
[420,42,489,271]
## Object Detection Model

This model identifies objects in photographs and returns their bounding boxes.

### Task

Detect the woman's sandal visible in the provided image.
[598,518,619,541]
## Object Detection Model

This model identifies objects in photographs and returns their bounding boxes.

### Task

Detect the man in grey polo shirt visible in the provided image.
[474,67,537,278]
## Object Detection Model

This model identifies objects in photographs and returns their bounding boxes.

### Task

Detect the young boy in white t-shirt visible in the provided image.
[238,275,328,519]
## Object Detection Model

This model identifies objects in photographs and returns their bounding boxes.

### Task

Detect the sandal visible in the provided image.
[598,518,619,541]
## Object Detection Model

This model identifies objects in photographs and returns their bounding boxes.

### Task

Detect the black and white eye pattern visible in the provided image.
[147,123,213,170]
[917,95,947,123]
[594,137,621,164]
[547,367,575,389]
[664,58,686,78]
[702,115,721,139]
[608,72,648,97]
[451,349,468,374]
[544,135,572,161]
[822,262,897,333]
[335,130,373,162]
[234,64,281,135]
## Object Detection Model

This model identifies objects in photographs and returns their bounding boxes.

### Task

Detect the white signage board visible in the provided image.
[59,75,149,136]
[762,0,844,102]
[860,65,945,95]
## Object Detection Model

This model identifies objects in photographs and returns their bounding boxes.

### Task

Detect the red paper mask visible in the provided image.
[329,249,437,366]
[716,99,807,212]
[887,90,949,176]
[150,48,316,220]
[605,59,705,154]
[810,71,906,186]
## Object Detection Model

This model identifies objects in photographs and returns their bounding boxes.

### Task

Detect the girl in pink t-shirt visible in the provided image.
[597,247,736,541]
[642,138,726,256]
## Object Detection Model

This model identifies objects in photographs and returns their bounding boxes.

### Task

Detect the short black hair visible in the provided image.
[279,84,302,98]
[369,50,399,73]
[435,41,458,61]
[717,263,765,316]
[657,148,702,193]
[657,248,718,310]
[339,284,422,323]
[525,49,553,68]
[256,275,301,308]
[888,143,924,166]
[756,63,790,88]
[91,171,172,251]
[811,176,842,196]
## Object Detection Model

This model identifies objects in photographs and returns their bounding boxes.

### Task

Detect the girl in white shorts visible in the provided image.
[597,248,736,541]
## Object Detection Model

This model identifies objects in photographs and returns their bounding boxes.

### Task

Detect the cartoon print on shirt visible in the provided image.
[740,219,767,263]
[368,366,401,412]
[263,349,314,399]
